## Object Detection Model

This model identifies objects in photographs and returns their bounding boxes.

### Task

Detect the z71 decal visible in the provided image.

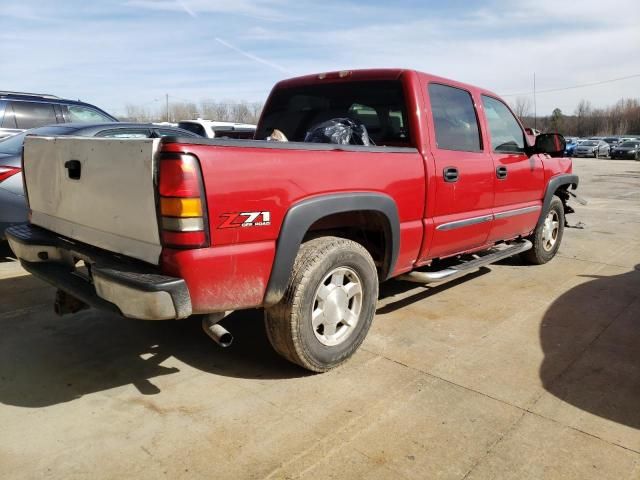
[218,211,272,229]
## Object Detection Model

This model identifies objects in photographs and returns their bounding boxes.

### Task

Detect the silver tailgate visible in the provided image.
[23,136,162,265]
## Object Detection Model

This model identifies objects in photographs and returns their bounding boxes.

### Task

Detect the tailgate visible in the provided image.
[23,136,162,265]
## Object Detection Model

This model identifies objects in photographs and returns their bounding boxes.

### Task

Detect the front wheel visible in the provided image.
[522,196,565,265]
[264,236,379,372]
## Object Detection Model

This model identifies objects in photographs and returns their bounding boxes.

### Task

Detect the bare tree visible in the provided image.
[511,96,532,119]
[123,104,152,122]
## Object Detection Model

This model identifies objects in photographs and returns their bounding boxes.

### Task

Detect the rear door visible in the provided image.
[421,82,495,260]
[480,95,544,242]
[10,101,58,129]
[23,137,162,264]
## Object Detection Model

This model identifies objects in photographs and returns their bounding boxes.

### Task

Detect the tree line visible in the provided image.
[122,100,264,125]
[121,95,640,137]
[510,97,640,137]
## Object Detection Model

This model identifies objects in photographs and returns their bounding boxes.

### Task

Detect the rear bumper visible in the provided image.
[0,186,28,240]
[5,224,192,320]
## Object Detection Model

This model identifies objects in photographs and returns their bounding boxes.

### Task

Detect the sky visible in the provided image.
[1,0,639,117]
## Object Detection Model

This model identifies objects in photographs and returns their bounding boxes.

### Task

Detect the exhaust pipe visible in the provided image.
[202,312,234,348]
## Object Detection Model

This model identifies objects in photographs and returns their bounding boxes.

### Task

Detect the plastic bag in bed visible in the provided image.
[304,118,371,146]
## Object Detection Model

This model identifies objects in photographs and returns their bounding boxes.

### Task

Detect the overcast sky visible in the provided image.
[1,0,639,117]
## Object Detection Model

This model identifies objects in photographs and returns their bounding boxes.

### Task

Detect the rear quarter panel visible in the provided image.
[160,142,426,312]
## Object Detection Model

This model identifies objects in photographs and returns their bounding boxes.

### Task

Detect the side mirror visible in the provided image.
[534,133,566,157]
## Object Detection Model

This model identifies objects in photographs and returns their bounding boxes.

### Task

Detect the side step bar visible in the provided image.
[398,240,532,285]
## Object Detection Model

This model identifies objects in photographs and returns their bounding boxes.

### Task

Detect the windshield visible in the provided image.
[582,141,598,146]
[0,126,77,154]
[620,141,640,148]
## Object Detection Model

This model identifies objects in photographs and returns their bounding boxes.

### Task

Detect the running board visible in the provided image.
[398,240,532,285]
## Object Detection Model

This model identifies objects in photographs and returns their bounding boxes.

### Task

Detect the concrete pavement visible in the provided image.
[0,158,639,479]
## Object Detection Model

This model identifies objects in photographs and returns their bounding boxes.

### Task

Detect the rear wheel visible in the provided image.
[264,236,378,372]
[522,196,565,265]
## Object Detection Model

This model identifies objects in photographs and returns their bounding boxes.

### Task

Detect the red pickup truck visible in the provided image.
[6,69,579,372]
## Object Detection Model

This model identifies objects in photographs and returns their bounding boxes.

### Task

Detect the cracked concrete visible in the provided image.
[0,158,639,479]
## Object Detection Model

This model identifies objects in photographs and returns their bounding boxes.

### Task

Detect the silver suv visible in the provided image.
[0,91,117,139]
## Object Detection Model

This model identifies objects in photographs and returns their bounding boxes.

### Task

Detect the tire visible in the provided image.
[522,196,565,265]
[594,148,599,158]
[264,236,378,372]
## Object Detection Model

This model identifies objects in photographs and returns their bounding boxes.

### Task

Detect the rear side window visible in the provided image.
[96,128,150,138]
[428,84,481,152]
[1,102,17,129]
[10,101,57,129]
[156,128,198,138]
[65,105,113,123]
[178,122,207,137]
[481,95,525,153]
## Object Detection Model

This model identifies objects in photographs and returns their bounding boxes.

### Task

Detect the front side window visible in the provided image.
[66,105,113,123]
[482,95,525,153]
[428,83,481,152]
[10,101,57,129]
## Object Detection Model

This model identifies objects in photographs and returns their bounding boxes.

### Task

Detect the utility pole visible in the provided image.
[165,93,170,122]
[533,73,537,130]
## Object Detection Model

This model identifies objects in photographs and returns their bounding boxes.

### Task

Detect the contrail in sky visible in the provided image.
[215,37,291,74]
[176,0,197,18]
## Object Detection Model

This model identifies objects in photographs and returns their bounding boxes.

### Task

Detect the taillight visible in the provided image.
[0,166,20,183]
[158,154,209,248]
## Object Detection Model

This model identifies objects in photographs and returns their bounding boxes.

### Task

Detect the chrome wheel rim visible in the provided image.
[542,210,560,252]
[311,267,363,347]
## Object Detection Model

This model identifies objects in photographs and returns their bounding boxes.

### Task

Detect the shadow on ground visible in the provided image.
[0,241,15,262]
[0,275,307,408]
[539,265,640,429]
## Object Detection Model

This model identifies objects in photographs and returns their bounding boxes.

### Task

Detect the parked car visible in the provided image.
[0,123,200,238]
[564,137,580,156]
[0,91,117,139]
[6,69,580,372]
[602,136,620,147]
[573,139,610,158]
[610,140,640,160]
[177,119,256,139]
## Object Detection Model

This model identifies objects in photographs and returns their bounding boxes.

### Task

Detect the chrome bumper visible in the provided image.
[5,224,192,320]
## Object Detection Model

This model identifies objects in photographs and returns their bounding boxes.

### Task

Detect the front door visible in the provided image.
[480,95,544,243]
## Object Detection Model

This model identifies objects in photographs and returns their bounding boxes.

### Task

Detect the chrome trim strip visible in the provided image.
[436,205,541,231]
[436,214,493,231]
[493,205,541,220]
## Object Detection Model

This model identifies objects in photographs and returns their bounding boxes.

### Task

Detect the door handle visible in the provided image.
[496,166,508,179]
[443,167,459,183]
[64,160,82,180]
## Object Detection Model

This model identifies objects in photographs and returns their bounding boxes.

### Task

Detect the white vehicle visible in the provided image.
[177,119,255,139]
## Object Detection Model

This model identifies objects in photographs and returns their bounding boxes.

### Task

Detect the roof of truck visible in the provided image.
[273,68,500,99]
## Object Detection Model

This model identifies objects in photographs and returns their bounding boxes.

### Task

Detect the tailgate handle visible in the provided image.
[64,160,81,180]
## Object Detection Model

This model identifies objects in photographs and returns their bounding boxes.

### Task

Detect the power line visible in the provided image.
[501,73,640,97]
